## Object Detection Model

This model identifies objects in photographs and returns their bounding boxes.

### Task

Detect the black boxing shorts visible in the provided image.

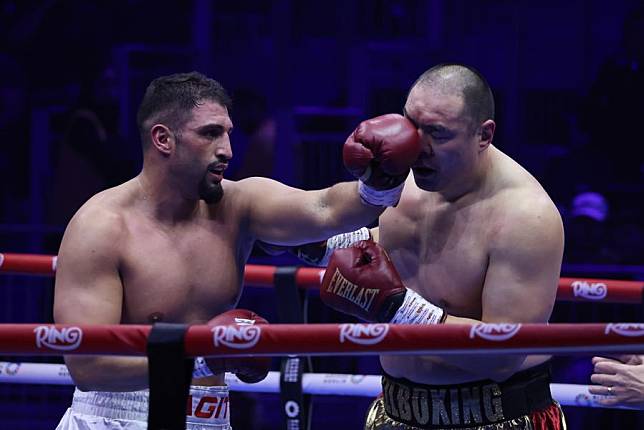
[365,362,566,430]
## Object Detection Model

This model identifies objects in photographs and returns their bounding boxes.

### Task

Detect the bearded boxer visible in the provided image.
[303,64,566,429]
[53,71,420,430]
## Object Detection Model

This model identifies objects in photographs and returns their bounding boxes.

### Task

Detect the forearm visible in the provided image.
[318,181,383,237]
[65,355,149,391]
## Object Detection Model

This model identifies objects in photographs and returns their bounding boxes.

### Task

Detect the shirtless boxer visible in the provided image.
[303,64,566,429]
[53,71,420,429]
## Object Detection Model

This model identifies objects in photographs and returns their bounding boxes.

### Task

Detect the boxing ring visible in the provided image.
[1,252,644,428]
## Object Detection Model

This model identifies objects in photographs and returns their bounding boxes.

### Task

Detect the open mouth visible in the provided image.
[413,166,437,176]
[207,165,226,181]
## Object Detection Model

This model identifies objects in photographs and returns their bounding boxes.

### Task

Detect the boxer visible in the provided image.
[303,64,566,429]
[53,71,420,429]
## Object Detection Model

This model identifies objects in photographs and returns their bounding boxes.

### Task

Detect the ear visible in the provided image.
[478,120,495,151]
[150,124,174,156]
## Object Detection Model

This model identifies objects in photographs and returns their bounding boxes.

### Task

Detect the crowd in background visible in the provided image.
[0,1,643,429]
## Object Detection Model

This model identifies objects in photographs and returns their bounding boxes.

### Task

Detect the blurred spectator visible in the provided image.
[228,89,276,179]
[580,6,644,187]
[0,54,30,221]
[608,207,644,265]
[48,64,138,226]
[563,191,619,264]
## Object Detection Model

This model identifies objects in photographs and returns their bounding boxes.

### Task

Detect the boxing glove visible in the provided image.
[320,241,445,324]
[343,114,421,206]
[197,309,271,383]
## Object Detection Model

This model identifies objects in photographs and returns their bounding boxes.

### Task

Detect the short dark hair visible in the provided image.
[411,63,495,127]
[136,71,232,147]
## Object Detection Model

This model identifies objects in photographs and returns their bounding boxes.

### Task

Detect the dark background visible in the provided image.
[1,0,643,428]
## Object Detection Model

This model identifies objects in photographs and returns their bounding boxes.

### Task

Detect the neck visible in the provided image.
[136,165,202,224]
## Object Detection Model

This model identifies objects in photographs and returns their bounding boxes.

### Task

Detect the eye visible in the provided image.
[432,134,450,141]
[202,127,224,139]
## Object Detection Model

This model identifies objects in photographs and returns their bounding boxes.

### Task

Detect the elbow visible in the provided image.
[65,357,105,391]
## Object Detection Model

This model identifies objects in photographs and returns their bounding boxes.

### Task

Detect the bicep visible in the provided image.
[481,211,564,323]
[242,177,330,245]
[53,217,123,325]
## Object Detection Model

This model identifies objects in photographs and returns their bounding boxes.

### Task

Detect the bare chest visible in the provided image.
[380,201,491,318]
[120,218,251,324]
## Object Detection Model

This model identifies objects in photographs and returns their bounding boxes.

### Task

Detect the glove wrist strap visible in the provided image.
[358,180,405,207]
[193,356,214,378]
[315,227,371,267]
[390,289,445,325]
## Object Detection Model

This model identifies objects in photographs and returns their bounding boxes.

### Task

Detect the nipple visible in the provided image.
[148,312,165,323]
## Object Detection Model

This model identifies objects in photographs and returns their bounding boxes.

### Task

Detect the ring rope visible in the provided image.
[0,252,642,304]
[0,363,627,410]
[1,322,644,357]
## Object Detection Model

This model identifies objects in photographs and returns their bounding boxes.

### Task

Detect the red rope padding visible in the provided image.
[1,252,643,303]
[0,253,57,275]
[1,322,644,357]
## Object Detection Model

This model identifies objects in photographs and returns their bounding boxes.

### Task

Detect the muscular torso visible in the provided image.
[97,180,254,326]
[119,196,251,325]
[379,149,551,384]
[90,179,255,385]
[380,185,490,319]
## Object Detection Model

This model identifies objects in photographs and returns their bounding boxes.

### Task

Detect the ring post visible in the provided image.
[275,267,313,430]
[147,323,192,430]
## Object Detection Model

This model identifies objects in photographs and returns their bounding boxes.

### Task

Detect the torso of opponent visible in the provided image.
[55,178,260,387]
[378,145,563,385]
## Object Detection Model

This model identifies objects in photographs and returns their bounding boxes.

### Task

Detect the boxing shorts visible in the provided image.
[56,385,231,430]
[365,362,566,429]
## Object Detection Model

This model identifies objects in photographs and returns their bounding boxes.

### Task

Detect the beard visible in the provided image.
[198,175,224,204]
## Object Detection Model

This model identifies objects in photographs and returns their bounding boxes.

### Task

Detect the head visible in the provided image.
[137,72,233,204]
[403,64,495,194]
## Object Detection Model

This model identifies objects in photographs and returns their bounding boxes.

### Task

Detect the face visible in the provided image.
[172,101,233,204]
[403,85,483,193]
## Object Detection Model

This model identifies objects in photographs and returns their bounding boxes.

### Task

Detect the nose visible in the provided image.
[418,133,434,158]
[216,134,233,162]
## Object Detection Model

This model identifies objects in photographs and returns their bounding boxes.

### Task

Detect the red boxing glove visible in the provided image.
[343,114,420,205]
[320,241,445,324]
[204,309,271,383]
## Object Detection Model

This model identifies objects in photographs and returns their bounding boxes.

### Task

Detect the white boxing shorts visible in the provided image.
[56,385,231,430]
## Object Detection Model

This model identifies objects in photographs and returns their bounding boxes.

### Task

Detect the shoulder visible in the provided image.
[227,176,301,204]
[232,176,292,193]
[490,183,563,255]
[61,187,130,253]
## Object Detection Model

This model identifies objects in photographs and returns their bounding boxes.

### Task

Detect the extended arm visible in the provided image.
[54,205,148,391]
[242,177,383,246]
[243,114,419,247]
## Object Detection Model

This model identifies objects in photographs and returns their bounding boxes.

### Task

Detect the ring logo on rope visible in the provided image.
[211,325,261,349]
[57,365,70,378]
[469,323,521,341]
[0,362,20,376]
[574,393,593,406]
[571,280,607,300]
[350,375,366,384]
[284,400,300,418]
[604,323,644,337]
[339,323,389,345]
[33,326,83,351]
